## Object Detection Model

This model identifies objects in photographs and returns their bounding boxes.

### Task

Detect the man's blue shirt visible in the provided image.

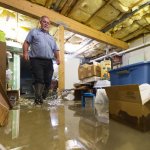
[26,28,59,59]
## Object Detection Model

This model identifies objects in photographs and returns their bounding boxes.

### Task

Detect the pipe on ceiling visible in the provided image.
[91,42,150,62]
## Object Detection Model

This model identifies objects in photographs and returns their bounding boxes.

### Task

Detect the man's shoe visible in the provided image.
[34,99,40,105]
[39,98,43,104]
[42,88,49,99]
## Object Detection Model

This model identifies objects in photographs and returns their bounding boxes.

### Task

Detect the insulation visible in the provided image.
[70,0,105,15]
[87,16,108,30]
[78,0,105,14]
[145,14,150,24]
[68,0,105,22]
[137,14,150,26]
[138,0,150,5]
[112,23,140,39]
[122,28,149,41]
[68,9,91,22]
[145,25,150,30]
[106,4,150,42]
[97,4,120,22]
[143,5,150,13]
[132,11,146,21]
[121,19,134,27]
[112,0,129,12]
[118,0,144,8]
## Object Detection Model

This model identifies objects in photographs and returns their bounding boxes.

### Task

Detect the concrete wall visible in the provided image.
[122,34,150,66]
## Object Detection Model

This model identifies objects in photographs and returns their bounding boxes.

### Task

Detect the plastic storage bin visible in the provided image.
[109,61,150,85]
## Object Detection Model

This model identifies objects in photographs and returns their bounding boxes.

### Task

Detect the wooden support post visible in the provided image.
[58,26,65,92]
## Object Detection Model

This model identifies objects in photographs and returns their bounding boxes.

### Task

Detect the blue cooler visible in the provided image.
[109,61,150,85]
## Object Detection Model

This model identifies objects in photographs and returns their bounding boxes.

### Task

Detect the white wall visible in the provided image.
[122,34,150,66]
[65,56,80,89]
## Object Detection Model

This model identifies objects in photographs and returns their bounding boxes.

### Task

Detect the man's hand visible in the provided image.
[54,51,60,65]
[23,41,29,61]
[23,52,29,61]
[56,59,60,65]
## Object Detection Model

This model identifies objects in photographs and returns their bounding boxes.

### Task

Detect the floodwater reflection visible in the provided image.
[0,98,149,150]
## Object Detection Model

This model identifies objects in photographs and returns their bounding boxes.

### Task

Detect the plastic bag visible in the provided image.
[95,89,108,104]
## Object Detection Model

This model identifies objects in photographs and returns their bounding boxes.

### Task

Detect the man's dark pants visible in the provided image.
[30,58,54,101]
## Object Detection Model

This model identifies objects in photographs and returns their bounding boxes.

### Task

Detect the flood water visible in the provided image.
[0,97,150,150]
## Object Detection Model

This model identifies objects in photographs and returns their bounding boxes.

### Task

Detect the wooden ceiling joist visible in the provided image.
[0,0,129,49]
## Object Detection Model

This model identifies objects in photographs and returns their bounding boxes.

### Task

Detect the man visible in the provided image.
[23,16,60,104]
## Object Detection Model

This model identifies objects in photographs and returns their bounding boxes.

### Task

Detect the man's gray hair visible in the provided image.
[40,16,49,22]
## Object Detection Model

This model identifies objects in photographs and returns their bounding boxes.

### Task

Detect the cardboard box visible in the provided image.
[100,60,111,80]
[78,63,101,80]
[86,64,101,78]
[0,81,11,126]
[0,104,9,126]
[78,64,88,80]
[105,85,150,131]
[0,91,9,126]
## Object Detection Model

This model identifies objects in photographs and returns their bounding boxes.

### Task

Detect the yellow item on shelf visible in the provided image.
[0,30,5,42]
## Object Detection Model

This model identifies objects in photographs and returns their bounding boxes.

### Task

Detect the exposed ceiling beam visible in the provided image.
[0,0,128,49]
[61,0,78,16]
[53,0,62,11]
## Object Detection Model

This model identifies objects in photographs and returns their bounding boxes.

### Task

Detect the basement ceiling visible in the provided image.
[0,0,150,59]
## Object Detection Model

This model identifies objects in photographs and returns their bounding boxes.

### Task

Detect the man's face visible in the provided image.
[40,17,50,32]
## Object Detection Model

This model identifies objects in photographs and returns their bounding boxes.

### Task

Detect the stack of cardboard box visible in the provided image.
[86,63,101,78]
[78,60,111,80]
[78,63,101,80]
[78,64,89,80]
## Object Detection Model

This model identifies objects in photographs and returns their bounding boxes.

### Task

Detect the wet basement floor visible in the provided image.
[0,97,150,150]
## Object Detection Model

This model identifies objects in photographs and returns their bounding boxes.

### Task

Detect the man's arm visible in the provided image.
[54,50,60,65]
[23,41,30,61]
